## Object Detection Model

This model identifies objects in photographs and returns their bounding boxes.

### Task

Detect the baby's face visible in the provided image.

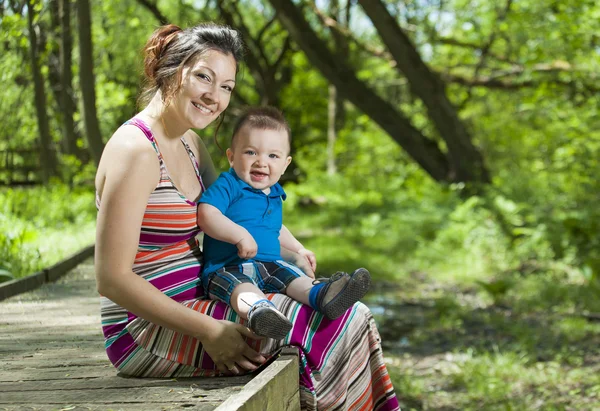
[226,126,291,192]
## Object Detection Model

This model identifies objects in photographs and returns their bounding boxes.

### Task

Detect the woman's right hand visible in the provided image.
[200,320,266,375]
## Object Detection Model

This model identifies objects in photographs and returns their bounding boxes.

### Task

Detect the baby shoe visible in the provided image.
[247,299,293,340]
[314,268,371,319]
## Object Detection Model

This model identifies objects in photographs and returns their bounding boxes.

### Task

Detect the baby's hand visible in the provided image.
[236,234,258,259]
[297,248,317,273]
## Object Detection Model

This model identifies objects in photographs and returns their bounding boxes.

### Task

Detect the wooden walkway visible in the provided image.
[0,257,300,411]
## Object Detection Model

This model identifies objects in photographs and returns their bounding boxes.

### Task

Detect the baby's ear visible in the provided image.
[226,148,234,166]
[284,156,292,171]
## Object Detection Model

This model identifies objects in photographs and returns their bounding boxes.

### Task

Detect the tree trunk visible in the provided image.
[59,0,79,156]
[26,0,58,184]
[47,0,64,116]
[267,0,451,182]
[327,84,337,176]
[357,0,489,184]
[76,0,104,165]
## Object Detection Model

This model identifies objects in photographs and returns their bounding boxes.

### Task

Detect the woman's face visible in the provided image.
[170,50,237,130]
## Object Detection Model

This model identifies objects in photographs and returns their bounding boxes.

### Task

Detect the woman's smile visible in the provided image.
[191,101,213,114]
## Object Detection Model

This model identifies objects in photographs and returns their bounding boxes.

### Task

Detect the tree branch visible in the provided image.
[135,0,168,25]
[358,0,489,183]
[272,35,291,73]
[256,16,276,45]
[308,1,393,61]
[225,1,271,67]
[435,36,515,65]
[459,0,513,108]
[267,0,452,182]
[441,72,600,93]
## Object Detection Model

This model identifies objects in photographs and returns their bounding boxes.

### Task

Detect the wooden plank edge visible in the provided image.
[214,347,300,411]
[0,244,95,301]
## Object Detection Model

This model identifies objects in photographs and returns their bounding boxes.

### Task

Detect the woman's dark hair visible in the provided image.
[139,23,245,108]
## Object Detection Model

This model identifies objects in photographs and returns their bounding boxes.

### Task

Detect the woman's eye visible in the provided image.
[197,73,210,81]
[222,85,233,92]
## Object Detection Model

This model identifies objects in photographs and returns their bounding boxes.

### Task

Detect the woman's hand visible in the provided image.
[200,320,266,375]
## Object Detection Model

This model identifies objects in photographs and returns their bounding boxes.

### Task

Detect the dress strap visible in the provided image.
[124,117,162,158]
[124,116,205,193]
[180,138,205,191]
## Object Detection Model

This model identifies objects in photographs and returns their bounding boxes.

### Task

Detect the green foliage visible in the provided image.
[0,185,95,228]
[0,185,96,280]
[0,211,41,281]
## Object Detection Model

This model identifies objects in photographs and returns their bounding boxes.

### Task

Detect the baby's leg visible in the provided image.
[213,263,292,340]
[285,276,314,306]
[287,269,372,320]
[230,282,267,320]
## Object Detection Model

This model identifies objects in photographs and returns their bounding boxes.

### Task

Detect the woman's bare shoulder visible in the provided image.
[96,124,161,197]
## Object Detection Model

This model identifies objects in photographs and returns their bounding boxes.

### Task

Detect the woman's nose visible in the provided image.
[203,85,220,105]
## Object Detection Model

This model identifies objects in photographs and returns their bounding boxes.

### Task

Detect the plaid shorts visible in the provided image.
[202,260,307,305]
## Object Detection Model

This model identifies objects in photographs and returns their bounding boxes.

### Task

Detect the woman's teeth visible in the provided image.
[192,102,211,114]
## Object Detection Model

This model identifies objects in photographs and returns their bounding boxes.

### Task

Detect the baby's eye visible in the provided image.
[244,150,256,155]
[269,154,279,159]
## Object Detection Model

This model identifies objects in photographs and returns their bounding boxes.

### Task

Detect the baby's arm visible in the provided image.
[197,203,257,259]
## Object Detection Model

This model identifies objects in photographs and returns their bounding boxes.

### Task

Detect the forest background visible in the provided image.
[1,0,599,409]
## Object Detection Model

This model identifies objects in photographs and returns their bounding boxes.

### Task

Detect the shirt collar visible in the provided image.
[229,168,287,200]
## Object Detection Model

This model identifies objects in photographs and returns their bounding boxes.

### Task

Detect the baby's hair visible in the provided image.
[231,106,291,148]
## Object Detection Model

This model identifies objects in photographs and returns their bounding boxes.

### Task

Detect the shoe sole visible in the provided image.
[322,268,371,320]
[251,307,293,340]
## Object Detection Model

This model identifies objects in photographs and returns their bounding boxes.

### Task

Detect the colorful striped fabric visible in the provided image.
[97,117,400,411]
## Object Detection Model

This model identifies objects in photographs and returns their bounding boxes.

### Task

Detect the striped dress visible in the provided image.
[97,117,400,411]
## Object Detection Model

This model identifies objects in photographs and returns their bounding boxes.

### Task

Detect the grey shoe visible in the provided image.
[247,300,293,340]
[315,268,371,320]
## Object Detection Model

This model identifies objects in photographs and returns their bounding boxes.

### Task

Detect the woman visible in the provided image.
[94,23,399,410]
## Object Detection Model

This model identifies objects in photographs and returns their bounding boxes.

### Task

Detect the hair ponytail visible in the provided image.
[143,24,182,82]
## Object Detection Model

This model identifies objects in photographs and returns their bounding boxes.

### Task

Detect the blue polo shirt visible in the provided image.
[199,169,286,274]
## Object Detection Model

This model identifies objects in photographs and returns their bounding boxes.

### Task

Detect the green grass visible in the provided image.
[0,185,96,281]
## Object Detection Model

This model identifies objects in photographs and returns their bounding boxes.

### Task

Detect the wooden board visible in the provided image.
[0,258,249,410]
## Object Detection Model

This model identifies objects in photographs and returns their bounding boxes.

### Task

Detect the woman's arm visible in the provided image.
[187,130,219,188]
[95,128,264,372]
